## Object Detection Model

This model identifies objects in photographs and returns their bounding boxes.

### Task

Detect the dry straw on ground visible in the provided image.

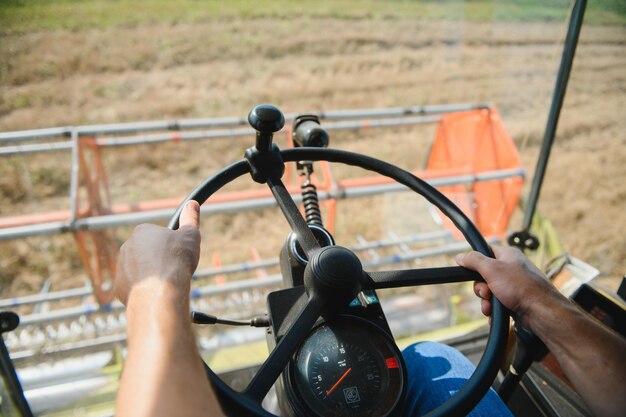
[1,15,625,295]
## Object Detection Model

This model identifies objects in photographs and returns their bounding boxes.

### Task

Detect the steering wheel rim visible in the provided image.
[168,147,510,417]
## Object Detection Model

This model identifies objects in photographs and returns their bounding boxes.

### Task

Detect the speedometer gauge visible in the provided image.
[292,317,405,417]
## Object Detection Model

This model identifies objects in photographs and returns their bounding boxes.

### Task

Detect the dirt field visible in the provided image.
[1,13,625,295]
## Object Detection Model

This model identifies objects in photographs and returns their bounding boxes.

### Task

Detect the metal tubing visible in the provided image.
[322,115,439,131]
[0,126,74,143]
[0,286,92,309]
[193,259,280,279]
[97,126,254,148]
[354,230,451,251]
[318,104,486,120]
[0,221,70,240]
[192,229,452,279]
[10,333,128,362]
[0,103,484,145]
[0,141,73,156]
[12,238,499,328]
[0,168,523,240]
[522,0,586,231]
[19,303,124,326]
[68,128,80,223]
[0,115,442,156]
[1,230,450,308]
[0,118,247,144]
[11,325,259,363]
[192,275,283,299]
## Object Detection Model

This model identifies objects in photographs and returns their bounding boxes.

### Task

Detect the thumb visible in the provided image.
[179,200,200,229]
[456,251,494,281]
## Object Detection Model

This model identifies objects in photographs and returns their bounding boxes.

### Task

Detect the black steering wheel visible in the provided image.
[168,105,509,417]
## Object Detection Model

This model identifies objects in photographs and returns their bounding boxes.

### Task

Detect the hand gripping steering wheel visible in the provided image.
[168,105,509,417]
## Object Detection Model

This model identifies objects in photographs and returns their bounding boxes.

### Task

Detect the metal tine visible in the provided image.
[356,234,381,262]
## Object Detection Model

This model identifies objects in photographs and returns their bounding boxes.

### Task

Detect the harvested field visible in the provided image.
[1,4,625,297]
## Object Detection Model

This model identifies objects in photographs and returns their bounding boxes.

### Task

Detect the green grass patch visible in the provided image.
[1,0,623,34]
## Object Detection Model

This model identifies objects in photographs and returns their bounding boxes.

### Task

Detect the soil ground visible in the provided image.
[1,12,625,296]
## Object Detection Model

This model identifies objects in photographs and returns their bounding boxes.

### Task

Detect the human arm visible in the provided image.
[114,201,225,417]
[457,246,626,417]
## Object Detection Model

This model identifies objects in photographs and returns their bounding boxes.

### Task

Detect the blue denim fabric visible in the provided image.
[402,341,513,417]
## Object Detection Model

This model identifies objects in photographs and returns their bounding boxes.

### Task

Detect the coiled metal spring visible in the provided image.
[301,180,323,226]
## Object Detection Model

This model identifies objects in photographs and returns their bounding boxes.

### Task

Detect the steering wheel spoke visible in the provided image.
[267,177,320,255]
[244,294,325,403]
[365,266,481,289]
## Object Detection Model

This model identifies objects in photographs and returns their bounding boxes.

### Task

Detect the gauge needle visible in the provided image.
[325,367,352,398]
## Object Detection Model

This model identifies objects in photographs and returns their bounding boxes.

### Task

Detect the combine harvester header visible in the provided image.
[0,103,524,415]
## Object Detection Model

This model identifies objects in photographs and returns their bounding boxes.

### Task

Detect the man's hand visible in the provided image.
[455,245,565,330]
[114,200,225,417]
[457,245,626,417]
[115,200,201,305]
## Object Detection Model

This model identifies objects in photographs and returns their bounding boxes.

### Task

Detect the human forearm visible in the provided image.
[116,282,224,417]
[458,246,626,416]
[526,295,626,417]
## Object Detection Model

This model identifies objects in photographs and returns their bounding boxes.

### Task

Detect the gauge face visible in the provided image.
[293,318,404,417]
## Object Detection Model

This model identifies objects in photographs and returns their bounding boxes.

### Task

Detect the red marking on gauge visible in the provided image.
[385,357,399,369]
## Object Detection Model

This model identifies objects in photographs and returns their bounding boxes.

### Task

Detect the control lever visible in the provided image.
[502,230,549,402]
[245,104,286,183]
[498,324,549,402]
[248,104,285,152]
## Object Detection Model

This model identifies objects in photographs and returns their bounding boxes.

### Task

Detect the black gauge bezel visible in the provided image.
[285,315,407,417]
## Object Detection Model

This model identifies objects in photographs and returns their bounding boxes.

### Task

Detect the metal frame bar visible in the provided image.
[8,237,500,329]
[0,168,523,240]
[521,0,587,231]
[0,115,443,156]
[0,230,451,308]
[0,103,486,144]
[5,237,501,362]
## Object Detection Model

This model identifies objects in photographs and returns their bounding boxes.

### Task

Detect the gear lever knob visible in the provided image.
[248,104,285,152]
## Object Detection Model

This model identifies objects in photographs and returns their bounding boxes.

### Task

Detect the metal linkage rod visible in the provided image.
[0,168,524,240]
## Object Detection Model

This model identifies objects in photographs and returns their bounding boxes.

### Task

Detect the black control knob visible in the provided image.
[293,115,329,148]
[248,104,285,152]
[304,246,362,305]
[0,312,19,334]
